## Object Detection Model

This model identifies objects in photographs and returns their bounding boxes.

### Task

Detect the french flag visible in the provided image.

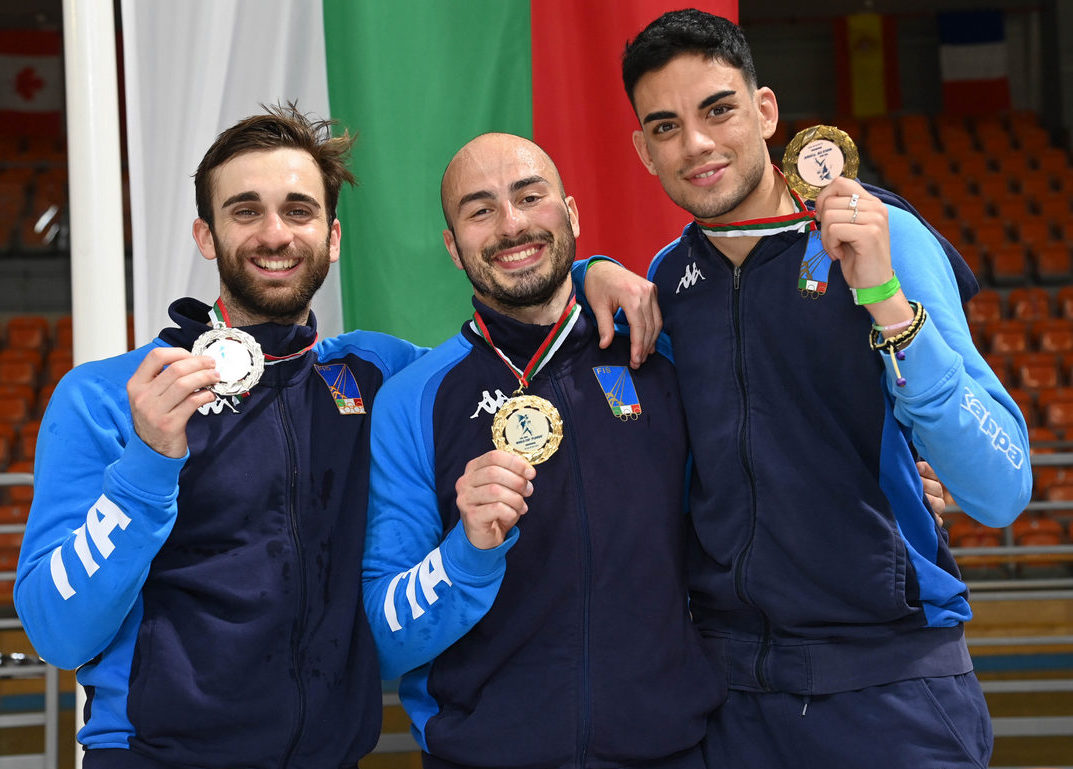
[938,10,1011,116]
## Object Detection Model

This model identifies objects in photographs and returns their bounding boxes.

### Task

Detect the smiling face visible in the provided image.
[441,134,580,324]
[192,147,340,326]
[630,53,779,224]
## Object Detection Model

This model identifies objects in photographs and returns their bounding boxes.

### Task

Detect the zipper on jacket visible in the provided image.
[551,375,593,768]
[278,393,308,768]
[728,259,773,691]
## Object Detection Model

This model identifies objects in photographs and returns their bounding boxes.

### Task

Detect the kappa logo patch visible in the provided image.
[314,364,366,414]
[470,388,509,419]
[675,261,705,294]
[592,366,642,420]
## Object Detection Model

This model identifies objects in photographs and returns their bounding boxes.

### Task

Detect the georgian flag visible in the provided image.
[0,28,63,135]
[938,10,1011,116]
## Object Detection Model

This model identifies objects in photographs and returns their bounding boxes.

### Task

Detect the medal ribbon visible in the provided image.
[696,166,817,238]
[210,298,317,364]
[471,297,581,391]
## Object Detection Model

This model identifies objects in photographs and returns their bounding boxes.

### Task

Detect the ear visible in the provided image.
[565,196,580,239]
[193,219,217,261]
[757,86,779,141]
[632,130,658,176]
[443,228,464,271]
[328,218,342,263]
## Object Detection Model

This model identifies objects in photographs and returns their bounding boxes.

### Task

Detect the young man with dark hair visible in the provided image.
[584,9,1031,768]
[363,132,720,769]
[15,104,423,768]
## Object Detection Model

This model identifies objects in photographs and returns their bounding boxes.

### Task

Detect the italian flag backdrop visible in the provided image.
[123,1,736,347]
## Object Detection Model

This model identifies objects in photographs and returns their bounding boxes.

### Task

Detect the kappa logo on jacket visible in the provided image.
[675,261,705,294]
[470,389,510,419]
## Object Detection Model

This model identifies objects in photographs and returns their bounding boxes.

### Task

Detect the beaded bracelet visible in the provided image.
[850,273,900,306]
[868,301,927,387]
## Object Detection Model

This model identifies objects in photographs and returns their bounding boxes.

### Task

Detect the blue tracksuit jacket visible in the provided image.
[641,205,1031,694]
[363,298,722,769]
[14,298,423,768]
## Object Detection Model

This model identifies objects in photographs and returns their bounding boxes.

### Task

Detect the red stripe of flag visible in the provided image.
[530,1,738,277]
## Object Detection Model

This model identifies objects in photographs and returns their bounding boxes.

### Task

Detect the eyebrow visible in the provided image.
[455,175,550,212]
[220,191,322,210]
[641,90,737,125]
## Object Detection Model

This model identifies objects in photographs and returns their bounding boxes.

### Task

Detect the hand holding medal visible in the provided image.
[455,450,536,549]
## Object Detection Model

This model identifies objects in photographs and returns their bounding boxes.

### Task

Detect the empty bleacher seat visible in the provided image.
[987,320,1030,355]
[1034,319,1073,354]
[1012,352,1061,390]
[966,289,1003,325]
[1007,287,1052,322]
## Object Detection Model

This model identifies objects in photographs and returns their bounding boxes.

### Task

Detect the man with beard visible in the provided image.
[580,9,1031,769]
[14,105,423,768]
[361,132,720,769]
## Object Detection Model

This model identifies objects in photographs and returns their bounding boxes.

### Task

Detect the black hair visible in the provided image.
[622,9,757,108]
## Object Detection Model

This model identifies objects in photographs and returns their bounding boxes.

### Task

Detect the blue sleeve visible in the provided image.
[13,349,184,669]
[362,351,518,681]
[314,329,427,378]
[885,207,1031,526]
[570,256,619,319]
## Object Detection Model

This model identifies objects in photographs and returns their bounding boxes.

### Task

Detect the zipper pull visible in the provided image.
[733,264,742,290]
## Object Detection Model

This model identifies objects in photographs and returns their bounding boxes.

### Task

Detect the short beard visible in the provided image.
[213,232,331,324]
[460,222,575,312]
[678,152,766,221]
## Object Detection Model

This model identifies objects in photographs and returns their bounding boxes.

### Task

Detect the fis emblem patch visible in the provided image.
[592,365,642,421]
[314,363,366,414]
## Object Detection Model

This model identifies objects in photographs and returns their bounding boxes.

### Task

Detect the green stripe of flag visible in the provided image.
[323,0,534,347]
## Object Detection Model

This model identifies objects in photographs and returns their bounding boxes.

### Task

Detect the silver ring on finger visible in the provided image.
[851,207,859,224]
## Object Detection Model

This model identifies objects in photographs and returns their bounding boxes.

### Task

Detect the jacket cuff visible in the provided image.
[440,521,518,580]
[881,315,960,401]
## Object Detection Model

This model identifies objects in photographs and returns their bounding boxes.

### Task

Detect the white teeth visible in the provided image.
[695,170,715,179]
[499,246,539,263]
[254,258,298,271]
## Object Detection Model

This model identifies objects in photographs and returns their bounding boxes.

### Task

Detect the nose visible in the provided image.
[682,123,716,158]
[497,202,527,239]
[256,212,294,250]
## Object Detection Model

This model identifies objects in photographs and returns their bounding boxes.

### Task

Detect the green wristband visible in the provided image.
[850,272,900,305]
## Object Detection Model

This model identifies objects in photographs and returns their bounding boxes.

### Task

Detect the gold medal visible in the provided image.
[191,326,264,397]
[491,394,563,465]
[782,125,860,201]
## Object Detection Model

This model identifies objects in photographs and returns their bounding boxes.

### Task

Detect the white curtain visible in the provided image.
[121,0,343,345]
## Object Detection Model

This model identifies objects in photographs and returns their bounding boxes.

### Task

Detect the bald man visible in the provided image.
[362,133,720,769]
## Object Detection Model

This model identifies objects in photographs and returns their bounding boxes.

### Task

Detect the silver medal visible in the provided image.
[191,326,264,397]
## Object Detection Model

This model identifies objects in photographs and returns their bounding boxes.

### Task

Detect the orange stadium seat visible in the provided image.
[0,504,29,523]
[4,460,33,506]
[1034,244,1072,283]
[983,353,1009,383]
[1033,192,1070,221]
[1058,287,1073,320]
[949,518,1006,577]
[1012,352,1061,390]
[17,420,40,461]
[1011,513,1067,576]
[1035,319,1073,354]
[957,244,984,280]
[1039,388,1073,433]
[0,397,30,427]
[1006,387,1035,427]
[987,244,1028,284]
[1015,216,1056,248]
[44,349,73,383]
[965,289,1003,325]
[987,320,1030,355]
[0,435,9,471]
[54,315,73,350]
[1008,287,1052,322]
[4,315,50,351]
[0,360,38,388]
[34,383,56,418]
[1029,427,1063,496]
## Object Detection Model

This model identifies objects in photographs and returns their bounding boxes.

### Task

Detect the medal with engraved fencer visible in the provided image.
[492,393,563,465]
[191,326,264,397]
[472,297,582,466]
[782,125,860,202]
